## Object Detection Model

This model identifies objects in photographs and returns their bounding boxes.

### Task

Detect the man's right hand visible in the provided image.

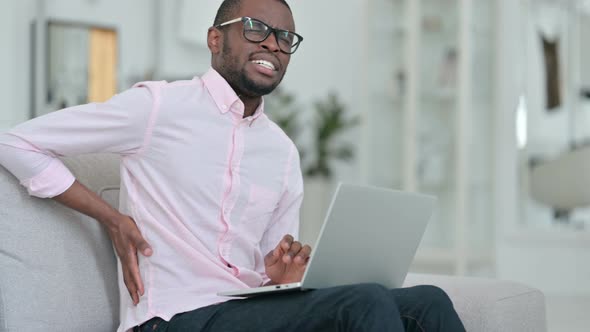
[53,180,153,305]
[106,214,153,305]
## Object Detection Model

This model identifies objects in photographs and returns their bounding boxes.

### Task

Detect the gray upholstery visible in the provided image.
[0,154,547,331]
[0,155,120,332]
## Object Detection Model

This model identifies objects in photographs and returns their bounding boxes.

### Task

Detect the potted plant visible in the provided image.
[304,93,360,178]
[265,90,360,243]
[301,93,360,243]
[264,87,302,145]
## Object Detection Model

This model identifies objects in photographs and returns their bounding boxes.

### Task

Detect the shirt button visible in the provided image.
[222,104,228,110]
[227,263,232,268]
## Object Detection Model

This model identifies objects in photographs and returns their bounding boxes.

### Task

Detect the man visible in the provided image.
[0,0,465,331]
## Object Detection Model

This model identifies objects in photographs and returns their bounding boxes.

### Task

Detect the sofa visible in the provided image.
[0,154,547,331]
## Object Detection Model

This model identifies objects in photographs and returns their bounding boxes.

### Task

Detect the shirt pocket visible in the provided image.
[240,185,280,242]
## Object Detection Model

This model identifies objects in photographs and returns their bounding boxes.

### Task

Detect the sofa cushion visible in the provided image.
[0,154,120,332]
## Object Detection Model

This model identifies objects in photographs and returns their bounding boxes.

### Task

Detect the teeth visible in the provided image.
[252,60,276,71]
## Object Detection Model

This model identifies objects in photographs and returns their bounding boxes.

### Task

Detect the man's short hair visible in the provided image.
[213,0,292,26]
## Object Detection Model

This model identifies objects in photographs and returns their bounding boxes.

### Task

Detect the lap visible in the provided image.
[167,284,400,332]
[137,284,458,332]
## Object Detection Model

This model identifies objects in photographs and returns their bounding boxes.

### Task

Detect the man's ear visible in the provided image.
[208,27,223,54]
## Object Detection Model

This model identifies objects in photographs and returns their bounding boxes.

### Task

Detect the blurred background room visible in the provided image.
[1,0,589,330]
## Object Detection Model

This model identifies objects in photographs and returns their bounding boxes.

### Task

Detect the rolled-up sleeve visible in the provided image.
[0,82,160,198]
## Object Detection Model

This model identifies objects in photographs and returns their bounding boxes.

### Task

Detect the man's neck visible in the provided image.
[239,95,262,118]
[211,67,263,118]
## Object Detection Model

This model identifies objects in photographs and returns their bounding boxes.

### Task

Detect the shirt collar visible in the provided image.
[201,67,265,121]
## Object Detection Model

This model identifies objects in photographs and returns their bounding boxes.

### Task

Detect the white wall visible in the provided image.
[0,0,156,130]
[495,0,590,295]
[157,0,213,79]
[0,1,15,130]
[493,0,525,277]
[520,0,590,228]
[1,0,37,130]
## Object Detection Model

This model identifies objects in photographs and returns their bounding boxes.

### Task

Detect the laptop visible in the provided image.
[218,183,436,297]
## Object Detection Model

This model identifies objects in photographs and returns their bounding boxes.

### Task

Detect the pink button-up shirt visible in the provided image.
[0,68,303,331]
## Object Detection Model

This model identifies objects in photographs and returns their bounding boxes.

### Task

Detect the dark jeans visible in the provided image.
[134,284,466,332]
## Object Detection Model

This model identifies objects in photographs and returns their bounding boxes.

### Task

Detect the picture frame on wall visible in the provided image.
[31,20,118,118]
[540,34,562,111]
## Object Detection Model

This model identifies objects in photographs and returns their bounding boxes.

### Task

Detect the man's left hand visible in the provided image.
[264,234,311,284]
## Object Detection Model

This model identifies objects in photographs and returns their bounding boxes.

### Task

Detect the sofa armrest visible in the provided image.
[0,154,121,332]
[404,273,547,332]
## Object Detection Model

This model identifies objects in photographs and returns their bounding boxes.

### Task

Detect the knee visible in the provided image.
[323,284,401,331]
[345,283,396,310]
[407,285,465,331]
[414,285,455,312]
[341,284,400,323]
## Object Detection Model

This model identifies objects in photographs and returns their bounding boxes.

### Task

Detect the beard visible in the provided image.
[218,42,284,97]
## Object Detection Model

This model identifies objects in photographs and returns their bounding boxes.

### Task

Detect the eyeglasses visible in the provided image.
[215,17,303,54]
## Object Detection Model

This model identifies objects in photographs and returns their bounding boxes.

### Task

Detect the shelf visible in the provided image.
[504,227,590,248]
[370,91,456,106]
[369,92,405,106]
[413,247,493,266]
[371,24,406,36]
[420,91,456,103]
[417,183,454,194]
[364,0,495,277]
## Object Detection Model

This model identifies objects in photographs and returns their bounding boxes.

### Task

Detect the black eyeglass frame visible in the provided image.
[214,16,303,54]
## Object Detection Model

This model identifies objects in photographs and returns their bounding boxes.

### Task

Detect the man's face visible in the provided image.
[213,0,295,97]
